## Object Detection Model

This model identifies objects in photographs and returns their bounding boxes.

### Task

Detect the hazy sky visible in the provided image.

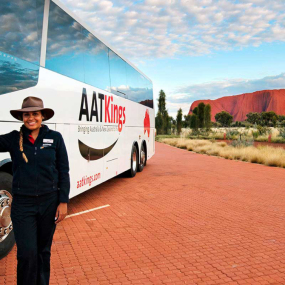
[61,0,285,117]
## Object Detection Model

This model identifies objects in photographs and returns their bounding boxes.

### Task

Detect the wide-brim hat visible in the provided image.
[10,96,54,121]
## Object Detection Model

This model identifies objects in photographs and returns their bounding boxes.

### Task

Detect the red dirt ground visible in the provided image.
[1,142,284,284]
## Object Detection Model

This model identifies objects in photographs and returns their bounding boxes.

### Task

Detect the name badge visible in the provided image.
[43,139,53,143]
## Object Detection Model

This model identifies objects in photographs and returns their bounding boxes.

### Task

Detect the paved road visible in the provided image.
[1,142,284,284]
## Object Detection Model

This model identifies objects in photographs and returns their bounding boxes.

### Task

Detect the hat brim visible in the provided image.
[10,107,54,121]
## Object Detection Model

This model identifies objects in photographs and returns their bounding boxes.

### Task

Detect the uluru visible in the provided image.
[188,89,285,122]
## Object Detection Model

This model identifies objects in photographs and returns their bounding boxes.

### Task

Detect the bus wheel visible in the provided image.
[128,144,138,177]
[138,144,146,172]
[0,172,15,260]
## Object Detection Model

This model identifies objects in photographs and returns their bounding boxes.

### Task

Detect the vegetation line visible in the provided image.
[159,138,285,168]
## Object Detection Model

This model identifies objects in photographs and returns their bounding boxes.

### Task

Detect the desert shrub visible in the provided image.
[161,138,285,168]
[257,125,270,135]
[230,138,254,148]
[226,129,240,139]
[252,131,259,139]
[279,128,285,139]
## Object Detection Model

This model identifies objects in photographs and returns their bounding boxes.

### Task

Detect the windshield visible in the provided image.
[0,0,44,95]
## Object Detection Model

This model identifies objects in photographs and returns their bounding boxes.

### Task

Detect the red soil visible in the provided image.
[1,142,284,284]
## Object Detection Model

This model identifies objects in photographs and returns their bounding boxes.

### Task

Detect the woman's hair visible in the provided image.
[20,126,28,163]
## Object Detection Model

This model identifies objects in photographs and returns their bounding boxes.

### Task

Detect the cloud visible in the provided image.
[59,0,285,61]
[0,59,39,95]
[0,1,43,62]
[167,73,285,115]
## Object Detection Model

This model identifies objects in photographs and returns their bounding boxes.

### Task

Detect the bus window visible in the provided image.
[82,29,110,92]
[46,1,85,83]
[109,50,128,98]
[126,64,153,108]
[0,0,44,96]
[126,64,138,102]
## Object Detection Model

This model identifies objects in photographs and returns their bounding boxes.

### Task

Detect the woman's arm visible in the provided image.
[0,132,15,153]
[56,133,70,203]
[54,133,70,224]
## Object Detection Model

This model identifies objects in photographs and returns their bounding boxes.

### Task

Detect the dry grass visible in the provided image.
[161,138,285,168]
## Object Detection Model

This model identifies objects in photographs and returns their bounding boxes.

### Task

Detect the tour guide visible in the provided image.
[0,97,70,285]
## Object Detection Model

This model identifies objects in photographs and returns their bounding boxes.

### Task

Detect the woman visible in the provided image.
[0,96,70,285]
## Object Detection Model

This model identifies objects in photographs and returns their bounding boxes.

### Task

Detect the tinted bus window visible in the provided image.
[82,29,110,91]
[0,0,43,96]
[109,50,127,98]
[126,64,153,108]
[126,64,139,102]
[46,2,85,82]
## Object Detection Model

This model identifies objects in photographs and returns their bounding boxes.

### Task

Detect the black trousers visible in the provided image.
[11,191,59,285]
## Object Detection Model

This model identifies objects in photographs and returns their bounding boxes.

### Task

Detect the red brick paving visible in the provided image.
[1,142,285,284]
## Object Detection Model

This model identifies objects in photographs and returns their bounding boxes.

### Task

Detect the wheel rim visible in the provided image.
[0,190,13,243]
[132,151,137,172]
[140,150,146,166]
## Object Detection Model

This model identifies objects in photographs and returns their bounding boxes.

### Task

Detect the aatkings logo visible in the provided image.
[79,88,126,132]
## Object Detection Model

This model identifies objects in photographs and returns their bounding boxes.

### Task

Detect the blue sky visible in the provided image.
[61,0,285,117]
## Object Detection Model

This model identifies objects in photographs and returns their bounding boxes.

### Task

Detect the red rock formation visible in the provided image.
[188,89,285,121]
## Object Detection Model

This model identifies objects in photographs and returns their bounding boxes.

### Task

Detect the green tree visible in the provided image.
[170,117,176,134]
[163,110,170,134]
[155,90,170,134]
[204,104,212,130]
[155,112,163,135]
[158,90,166,114]
[261,111,278,127]
[190,114,198,130]
[183,114,191,128]
[215,111,233,127]
[246,112,261,125]
[197,102,205,128]
[176,108,183,135]
[193,107,198,115]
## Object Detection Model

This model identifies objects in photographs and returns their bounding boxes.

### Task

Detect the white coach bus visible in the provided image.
[0,0,155,258]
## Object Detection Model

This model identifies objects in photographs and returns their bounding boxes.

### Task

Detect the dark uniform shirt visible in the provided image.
[0,124,70,203]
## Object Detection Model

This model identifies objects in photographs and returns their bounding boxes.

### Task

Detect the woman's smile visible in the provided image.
[23,111,43,131]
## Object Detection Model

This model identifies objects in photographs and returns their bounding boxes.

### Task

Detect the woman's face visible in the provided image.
[23,111,44,131]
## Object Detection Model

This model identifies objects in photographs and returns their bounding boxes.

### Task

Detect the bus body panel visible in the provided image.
[0,67,155,199]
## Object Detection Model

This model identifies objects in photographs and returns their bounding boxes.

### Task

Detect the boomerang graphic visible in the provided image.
[78,139,118,161]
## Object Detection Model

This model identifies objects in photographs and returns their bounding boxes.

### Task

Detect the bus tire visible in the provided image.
[138,143,146,172]
[128,144,138,177]
[0,172,15,260]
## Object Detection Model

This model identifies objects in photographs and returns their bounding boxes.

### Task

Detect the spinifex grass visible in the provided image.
[161,138,285,168]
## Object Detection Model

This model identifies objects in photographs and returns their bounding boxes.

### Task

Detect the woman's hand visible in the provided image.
[55,203,68,224]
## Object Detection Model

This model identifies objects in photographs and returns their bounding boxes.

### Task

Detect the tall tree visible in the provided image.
[176,108,183,135]
[163,110,170,134]
[204,104,212,130]
[184,114,191,128]
[197,102,205,128]
[193,107,198,115]
[156,90,170,134]
[190,114,198,130]
[158,90,166,114]
[155,112,163,135]
[215,111,233,127]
